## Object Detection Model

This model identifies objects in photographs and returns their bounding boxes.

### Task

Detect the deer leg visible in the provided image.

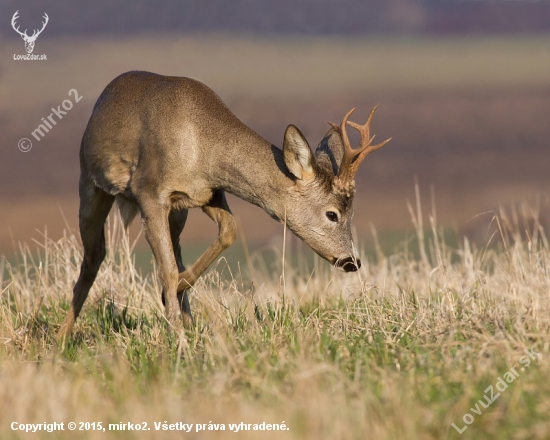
[176,190,237,303]
[58,178,114,340]
[140,200,181,331]
[164,209,193,325]
[161,209,188,305]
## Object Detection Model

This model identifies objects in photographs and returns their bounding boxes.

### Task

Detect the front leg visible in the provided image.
[177,190,237,305]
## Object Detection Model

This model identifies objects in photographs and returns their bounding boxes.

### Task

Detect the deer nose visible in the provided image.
[338,257,361,272]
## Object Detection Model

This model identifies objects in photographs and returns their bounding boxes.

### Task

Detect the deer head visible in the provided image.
[11,11,49,54]
[282,106,391,272]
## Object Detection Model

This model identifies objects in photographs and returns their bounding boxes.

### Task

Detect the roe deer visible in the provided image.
[58,71,391,337]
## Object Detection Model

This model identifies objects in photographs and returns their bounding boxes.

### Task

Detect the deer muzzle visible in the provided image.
[336,256,361,272]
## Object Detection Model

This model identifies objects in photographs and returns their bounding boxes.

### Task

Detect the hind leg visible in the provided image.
[58,177,114,340]
[139,199,182,331]
[162,209,193,326]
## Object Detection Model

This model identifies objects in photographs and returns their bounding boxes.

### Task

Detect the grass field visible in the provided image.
[1,197,549,439]
[1,33,549,439]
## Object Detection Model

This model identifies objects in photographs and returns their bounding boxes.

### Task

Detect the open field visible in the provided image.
[1,34,549,253]
[2,34,549,110]
[1,35,548,437]
[1,200,549,439]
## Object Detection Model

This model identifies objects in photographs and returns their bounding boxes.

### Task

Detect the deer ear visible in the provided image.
[283,125,314,180]
[315,128,345,176]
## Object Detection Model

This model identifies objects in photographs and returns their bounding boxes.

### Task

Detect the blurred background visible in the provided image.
[0,0,549,268]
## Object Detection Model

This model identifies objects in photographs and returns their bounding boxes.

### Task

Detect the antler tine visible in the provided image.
[327,107,355,143]
[340,107,355,152]
[337,107,358,180]
[346,104,379,147]
[327,108,357,181]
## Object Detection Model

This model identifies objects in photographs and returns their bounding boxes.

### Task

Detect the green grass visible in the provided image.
[1,204,549,439]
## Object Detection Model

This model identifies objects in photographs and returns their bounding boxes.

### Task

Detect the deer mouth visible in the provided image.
[335,256,361,272]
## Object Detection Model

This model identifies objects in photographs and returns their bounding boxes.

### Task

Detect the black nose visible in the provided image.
[339,257,361,272]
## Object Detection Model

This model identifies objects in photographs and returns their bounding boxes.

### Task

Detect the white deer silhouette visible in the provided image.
[11,11,49,54]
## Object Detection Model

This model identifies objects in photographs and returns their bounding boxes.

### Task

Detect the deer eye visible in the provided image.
[326,211,338,222]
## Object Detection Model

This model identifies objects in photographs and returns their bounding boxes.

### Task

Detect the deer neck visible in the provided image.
[213,137,295,223]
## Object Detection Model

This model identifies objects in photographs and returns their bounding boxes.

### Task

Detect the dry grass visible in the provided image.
[1,193,550,439]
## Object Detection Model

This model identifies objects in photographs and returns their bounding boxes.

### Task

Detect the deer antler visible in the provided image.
[11,11,28,38]
[30,13,49,39]
[329,106,391,183]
